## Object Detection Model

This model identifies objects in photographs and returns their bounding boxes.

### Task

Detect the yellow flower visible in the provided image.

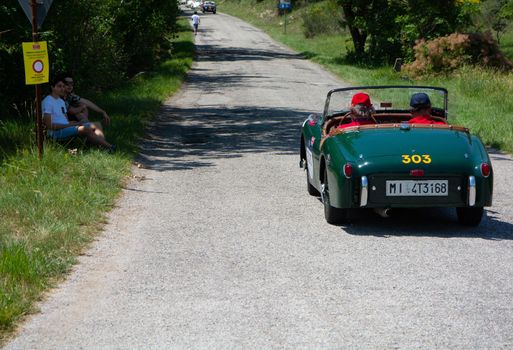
[455,0,480,4]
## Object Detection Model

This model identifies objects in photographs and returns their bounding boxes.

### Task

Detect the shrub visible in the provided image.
[301,1,342,38]
[404,32,513,76]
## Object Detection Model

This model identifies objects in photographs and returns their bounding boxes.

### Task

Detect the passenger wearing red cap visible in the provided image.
[351,92,372,107]
[408,92,447,125]
[338,92,376,129]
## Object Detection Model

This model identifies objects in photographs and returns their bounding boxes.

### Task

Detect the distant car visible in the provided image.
[202,1,216,14]
[300,85,493,226]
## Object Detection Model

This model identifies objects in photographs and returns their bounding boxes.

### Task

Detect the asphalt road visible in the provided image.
[6,9,513,350]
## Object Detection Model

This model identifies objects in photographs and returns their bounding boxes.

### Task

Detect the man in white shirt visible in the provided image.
[43,75,115,151]
[191,11,200,35]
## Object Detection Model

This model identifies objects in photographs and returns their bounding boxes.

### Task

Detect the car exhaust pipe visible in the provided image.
[374,208,391,218]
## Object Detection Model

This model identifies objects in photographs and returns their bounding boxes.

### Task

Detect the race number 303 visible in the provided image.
[402,154,431,164]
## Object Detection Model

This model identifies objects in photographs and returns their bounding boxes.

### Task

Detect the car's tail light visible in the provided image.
[481,162,491,177]
[343,163,353,178]
[410,169,425,177]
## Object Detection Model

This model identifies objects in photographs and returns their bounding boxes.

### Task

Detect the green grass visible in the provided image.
[220,0,513,153]
[0,17,194,344]
[499,26,513,60]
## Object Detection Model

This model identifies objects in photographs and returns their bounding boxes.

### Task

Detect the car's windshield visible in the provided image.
[325,86,448,118]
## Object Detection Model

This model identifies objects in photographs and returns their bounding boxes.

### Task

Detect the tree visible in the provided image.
[480,0,513,43]
[338,0,475,62]
[110,0,179,75]
[0,2,33,115]
[339,0,371,56]
[0,0,179,121]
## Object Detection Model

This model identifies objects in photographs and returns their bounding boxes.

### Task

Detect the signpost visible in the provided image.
[278,0,292,34]
[17,0,54,159]
[17,0,53,30]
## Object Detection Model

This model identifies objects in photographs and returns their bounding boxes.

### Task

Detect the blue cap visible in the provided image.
[410,92,431,109]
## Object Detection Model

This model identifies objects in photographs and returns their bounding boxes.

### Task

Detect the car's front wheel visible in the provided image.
[456,207,484,226]
[322,167,347,225]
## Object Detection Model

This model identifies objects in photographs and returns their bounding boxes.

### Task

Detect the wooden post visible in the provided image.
[31,0,43,159]
[284,8,287,34]
[393,58,402,72]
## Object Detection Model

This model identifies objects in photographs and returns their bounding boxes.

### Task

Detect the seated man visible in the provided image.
[338,92,377,129]
[408,92,447,125]
[63,73,111,129]
[43,74,116,152]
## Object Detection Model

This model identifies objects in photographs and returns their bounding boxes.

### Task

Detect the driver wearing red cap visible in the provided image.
[338,92,377,129]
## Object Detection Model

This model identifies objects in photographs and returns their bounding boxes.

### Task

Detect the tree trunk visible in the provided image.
[342,3,367,55]
[349,27,367,55]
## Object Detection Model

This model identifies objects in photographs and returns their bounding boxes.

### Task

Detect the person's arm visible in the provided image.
[67,104,86,116]
[43,113,81,130]
[80,97,111,125]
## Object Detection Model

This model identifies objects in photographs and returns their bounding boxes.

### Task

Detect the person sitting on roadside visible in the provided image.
[408,92,447,125]
[63,73,111,130]
[42,74,116,152]
[338,92,377,129]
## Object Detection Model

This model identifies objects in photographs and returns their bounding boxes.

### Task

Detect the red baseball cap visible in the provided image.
[351,92,371,107]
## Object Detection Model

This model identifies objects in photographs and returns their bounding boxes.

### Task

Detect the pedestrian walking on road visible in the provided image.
[191,11,200,35]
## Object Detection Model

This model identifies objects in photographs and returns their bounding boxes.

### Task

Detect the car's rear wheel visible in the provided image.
[322,167,347,225]
[456,207,484,226]
[303,141,320,196]
[306,167,320,196]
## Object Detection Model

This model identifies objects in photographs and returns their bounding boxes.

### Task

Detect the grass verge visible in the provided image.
[0,17,194,344]
[219,0,513,153]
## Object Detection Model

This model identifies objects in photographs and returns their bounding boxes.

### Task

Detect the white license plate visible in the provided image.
[386,180,448,196]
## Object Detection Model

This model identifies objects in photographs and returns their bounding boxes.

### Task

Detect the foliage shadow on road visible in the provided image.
[341,207,513,240]
[195,44,303,62]
[185,71,272,92]
[135,105,307,171]
[488,149,513,163]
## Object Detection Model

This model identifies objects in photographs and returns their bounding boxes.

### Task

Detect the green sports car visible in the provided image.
[299,86,493,226]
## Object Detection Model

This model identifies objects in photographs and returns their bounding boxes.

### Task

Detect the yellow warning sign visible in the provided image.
[22,41,49,85]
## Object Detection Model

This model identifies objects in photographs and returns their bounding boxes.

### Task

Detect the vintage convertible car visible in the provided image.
[299,86,493,226]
